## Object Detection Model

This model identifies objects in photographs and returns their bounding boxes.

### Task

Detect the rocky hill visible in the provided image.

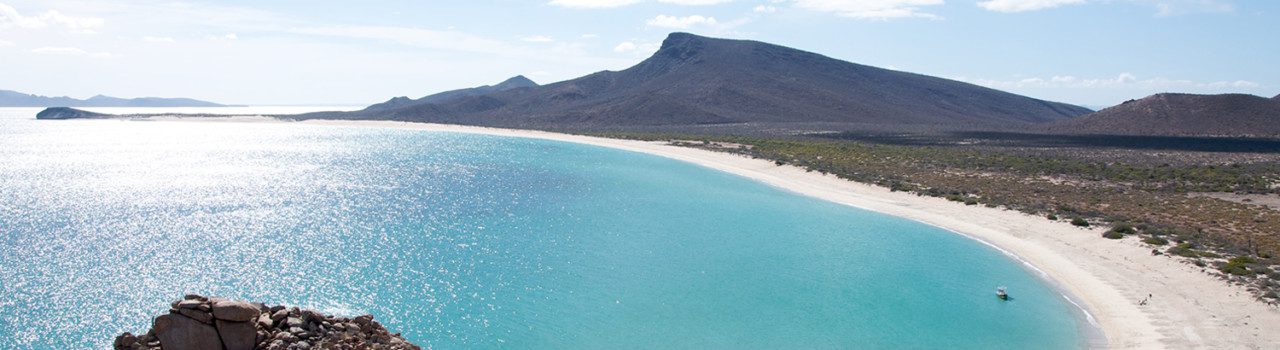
[363,75,538,111]
[301,32,1091,133]
[1040,93,1280,137]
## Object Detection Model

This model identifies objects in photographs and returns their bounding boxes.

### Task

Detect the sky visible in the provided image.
[0,0,1276,108]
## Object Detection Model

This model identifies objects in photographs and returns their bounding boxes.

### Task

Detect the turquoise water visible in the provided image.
[0,108,1086,348]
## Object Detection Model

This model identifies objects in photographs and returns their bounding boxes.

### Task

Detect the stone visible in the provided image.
[215,319,257,350]
[113,332,137,349]
[212,300,261,321]
[119,296,423,350]
[258,313,274,328]
[175,308,214,324]
[176,299,204,309]
[152,313,223,350]
[270,309,289,322]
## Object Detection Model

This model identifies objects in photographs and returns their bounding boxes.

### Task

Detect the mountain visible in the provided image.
[1039,93,1280,137]
[302,32,1091,133]
[0,89,230,107]
[363,75,538,111]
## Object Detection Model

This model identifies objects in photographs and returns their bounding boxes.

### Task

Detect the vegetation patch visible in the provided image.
[1143,237,1169,246]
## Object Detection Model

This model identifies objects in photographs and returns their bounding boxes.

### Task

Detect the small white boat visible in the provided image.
[996,286,1009,300]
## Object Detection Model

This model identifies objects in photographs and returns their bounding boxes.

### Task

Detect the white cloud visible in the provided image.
[30,46,87,55]
[521,35,554,42]
[614,41,637,52]
[28,46,113,58]
[754,5,779,12]
[0,3,104,33]
[548,0,643,8]
[581,33,600,39]
[977,0,1086,12]
[206,33,238,41]
[964,72,1259,91]
[614,40,661,54]
[143,36,175,43]
[646,14,719,28]
[658,0,735,4]
[0,38,12,47]
[1146,0,1233,16]
[1206,80,1260,88]
[791,0,945,20]
[975,0,1234,14]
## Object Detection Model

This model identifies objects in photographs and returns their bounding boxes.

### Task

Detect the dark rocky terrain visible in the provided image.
[35,107,112,119]
[114,295,419,350]
[297,32,1091,133]
[1,89,230,107]
[1041,93,1280,137]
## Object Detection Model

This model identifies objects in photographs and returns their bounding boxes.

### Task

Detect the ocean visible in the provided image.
[0,107,1087,348]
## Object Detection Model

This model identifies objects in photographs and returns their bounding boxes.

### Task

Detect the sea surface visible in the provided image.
[0,107,1089,348]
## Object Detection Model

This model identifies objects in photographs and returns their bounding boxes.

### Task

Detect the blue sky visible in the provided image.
[0,0,1275,107]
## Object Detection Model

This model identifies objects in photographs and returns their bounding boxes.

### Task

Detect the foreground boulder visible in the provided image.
[114,294,420,350]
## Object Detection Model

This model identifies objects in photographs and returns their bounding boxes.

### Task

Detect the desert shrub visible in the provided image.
[1143,237,1169,246]
[1168,243,1199,258]
[964,198,979,206]
[1111,222,1137,235]
[1046,213,1058,220]
[1220,256,1258,276]
[1194,260,1207,267]
[1070,218,1090,227]
[1102,231,1125,239]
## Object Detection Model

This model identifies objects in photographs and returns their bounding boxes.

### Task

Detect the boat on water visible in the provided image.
[996,286,1009,300]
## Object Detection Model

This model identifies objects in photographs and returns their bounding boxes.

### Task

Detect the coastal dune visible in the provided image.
[136,117,1280,348]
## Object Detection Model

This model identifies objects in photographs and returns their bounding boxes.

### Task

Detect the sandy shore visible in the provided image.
[168,117,1280,349]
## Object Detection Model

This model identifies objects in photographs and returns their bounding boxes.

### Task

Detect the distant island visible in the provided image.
[0,89,234,107]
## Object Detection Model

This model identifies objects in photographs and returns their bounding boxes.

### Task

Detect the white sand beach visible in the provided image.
[176,117,1280,349]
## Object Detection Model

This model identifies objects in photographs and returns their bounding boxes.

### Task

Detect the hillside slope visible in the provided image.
[303,33,1091,133]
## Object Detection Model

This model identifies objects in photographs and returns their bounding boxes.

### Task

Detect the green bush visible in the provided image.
[1046,214,1058,220]
[1111,222,1136,234]
[1070,218,1090,227]
[1143,237,1169,246]
[1219,256,1258,276]
[1168,243,1198,258]
[1102,231,1125,239]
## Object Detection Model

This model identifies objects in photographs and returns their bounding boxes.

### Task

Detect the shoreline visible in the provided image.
[147,117,1280,348]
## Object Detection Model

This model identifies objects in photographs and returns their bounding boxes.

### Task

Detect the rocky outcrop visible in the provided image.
[114,295,420,350]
